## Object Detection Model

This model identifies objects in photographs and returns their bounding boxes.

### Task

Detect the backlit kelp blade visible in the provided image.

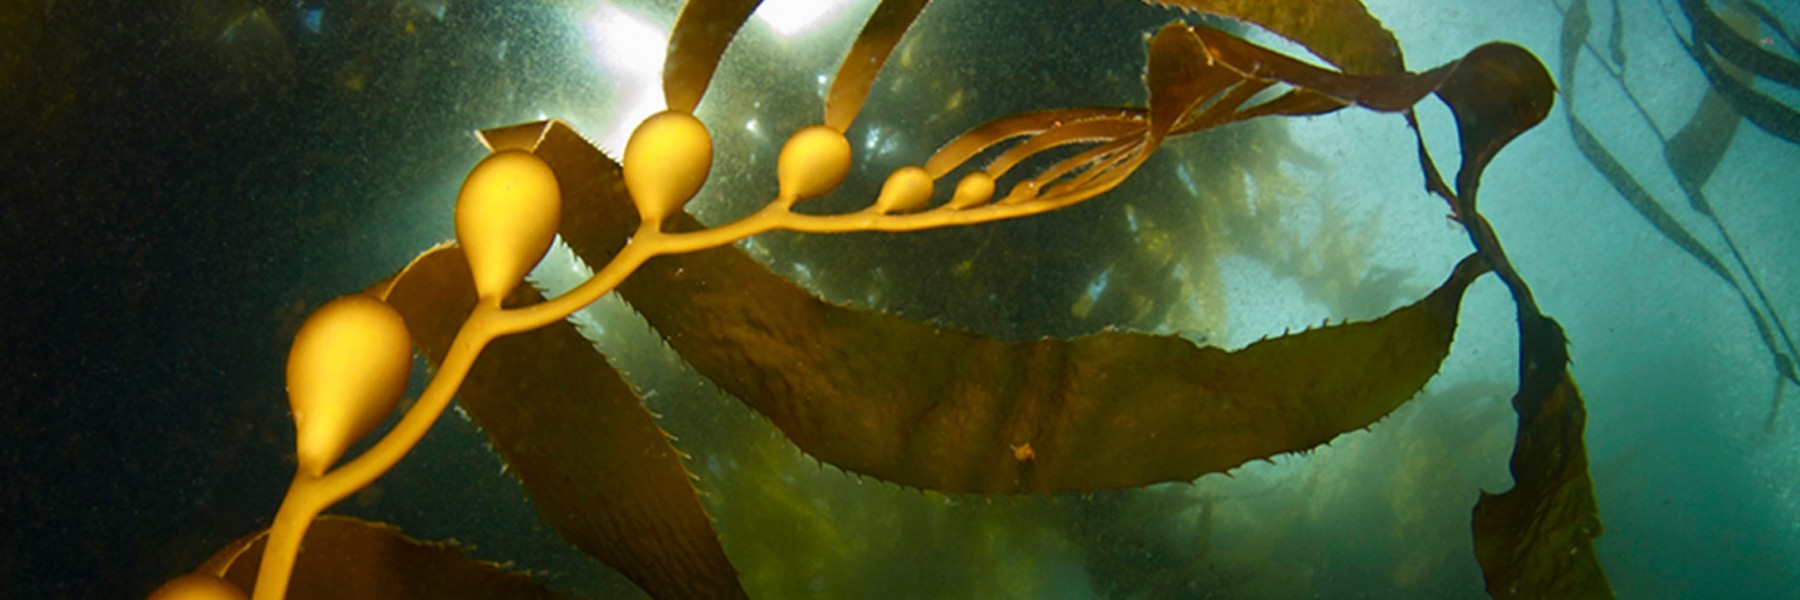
[1470,318,1612,599]
[663,0,763,113]
[824,0,1402,132]
[379,245,747,599]
[140,1,1663,598]
[825,0,932,131]
[531,116,1485,494]
[1151,0,1404,75]
[529,12,1604,594]
[207,516,569,600]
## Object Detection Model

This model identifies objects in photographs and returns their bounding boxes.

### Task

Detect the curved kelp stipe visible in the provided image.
[1677,23,1800,146]
[379,245,748,600]
[1470,317,1612,600]
[197,516,569,600]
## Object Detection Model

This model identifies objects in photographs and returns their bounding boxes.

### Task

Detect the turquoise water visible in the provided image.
[4,0,1797,598]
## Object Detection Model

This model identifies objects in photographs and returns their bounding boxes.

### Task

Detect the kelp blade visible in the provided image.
[1559,0,1797,388]
[1679,0,1800,89]
[1431,42,1556,206]
[927,25,1536,216]
[210,516,569,600]
[1402,13,1612,598]
[1680,34,1800,146]
[1564,117,1732,281]
[1665,90,1740,216]
[1151,0,1404,74]
[663,0,763,113]
[1471,315,1611,599]
[825,0,931,131]
[536,119,1486,494]
[1146,22,1240,138]
[1606,0,1626,67]
[624,241,1484,494]
[380,245,746,599]
[1674,0,1800,145]
[1664,0,1757,215]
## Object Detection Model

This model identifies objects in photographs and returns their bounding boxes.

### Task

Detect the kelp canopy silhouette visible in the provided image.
[1556,0,1799,428]
[162,0,1614,599]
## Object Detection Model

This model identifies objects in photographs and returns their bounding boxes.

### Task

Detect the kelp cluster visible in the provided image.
[154,1,1618,599]
[1557,0,1799,429]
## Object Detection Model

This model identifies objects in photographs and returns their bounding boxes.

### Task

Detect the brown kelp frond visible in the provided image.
[1675,0,1800,143]
[825,0,933,131]
[1401,11,1611,597]
[540,109,1489,494]
[663,0,763,113]
[1665,0,1800,389]
[1149,0,1405,75]
[1561,0,1799,397]
[211,516,572,599]
[380,245,746,599]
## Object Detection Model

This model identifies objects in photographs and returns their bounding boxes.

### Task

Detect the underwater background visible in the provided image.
[4,0,1798,598]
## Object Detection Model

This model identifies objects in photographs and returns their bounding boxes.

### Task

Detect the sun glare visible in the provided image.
[584,4,668,152]
[754,0,856,37]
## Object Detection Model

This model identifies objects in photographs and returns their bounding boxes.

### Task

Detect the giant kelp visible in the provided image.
[549,117,1487,494]
[1558,0,1799,427]
[161,1,1614,599]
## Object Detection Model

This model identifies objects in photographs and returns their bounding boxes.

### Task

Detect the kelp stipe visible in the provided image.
[150,1,1613,598]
